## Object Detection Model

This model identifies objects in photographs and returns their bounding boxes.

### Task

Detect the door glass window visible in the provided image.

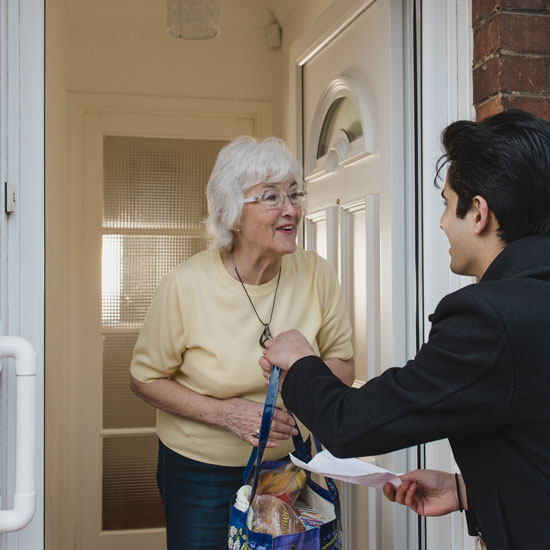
[316,97,363,158]
[101,136,225,530]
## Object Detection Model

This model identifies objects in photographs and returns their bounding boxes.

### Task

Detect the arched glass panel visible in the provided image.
[316,97,363,159]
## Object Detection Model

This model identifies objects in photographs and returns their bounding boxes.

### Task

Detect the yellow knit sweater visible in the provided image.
[130,246,353,466]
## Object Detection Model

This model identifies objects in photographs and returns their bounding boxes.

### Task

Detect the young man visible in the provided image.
[260,109,550,549]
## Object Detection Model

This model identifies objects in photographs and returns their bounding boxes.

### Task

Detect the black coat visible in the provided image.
[282,235,550,549]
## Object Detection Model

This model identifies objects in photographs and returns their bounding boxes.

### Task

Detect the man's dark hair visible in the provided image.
[435,109,550,243]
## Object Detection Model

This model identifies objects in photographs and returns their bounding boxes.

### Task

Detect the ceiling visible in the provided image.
[69,0,300,30]
[264,0,299,25]
[221,0,299,26]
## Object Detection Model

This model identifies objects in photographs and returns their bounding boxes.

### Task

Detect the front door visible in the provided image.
[300,1,410,548]
[0,0,44,548]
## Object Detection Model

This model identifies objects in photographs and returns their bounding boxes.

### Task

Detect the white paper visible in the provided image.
[290,449,402,488]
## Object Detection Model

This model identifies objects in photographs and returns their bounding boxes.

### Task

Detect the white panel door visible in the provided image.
[301,1,408,548]
[70,97,272,550]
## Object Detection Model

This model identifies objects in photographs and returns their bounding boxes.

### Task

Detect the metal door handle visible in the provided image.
[0,336,37,533]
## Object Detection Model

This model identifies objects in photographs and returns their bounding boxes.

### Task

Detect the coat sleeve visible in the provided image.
[281,287,514,457]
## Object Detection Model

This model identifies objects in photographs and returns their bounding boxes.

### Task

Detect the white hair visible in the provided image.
[205,136,303,250]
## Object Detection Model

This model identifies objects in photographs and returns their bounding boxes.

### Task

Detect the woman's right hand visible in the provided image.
[218,397,299,448]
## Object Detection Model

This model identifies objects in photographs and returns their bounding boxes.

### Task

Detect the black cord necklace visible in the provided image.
[231,252,281,349]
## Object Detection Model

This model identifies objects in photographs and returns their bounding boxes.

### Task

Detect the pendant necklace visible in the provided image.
[231,252,281,348]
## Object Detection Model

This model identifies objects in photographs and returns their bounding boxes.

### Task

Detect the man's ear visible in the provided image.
[471,195,492,235]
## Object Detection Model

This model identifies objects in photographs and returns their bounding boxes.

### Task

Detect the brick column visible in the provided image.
[472,0,550,120]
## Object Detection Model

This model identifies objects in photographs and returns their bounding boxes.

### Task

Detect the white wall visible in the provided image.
[277,0,334,145]
[65,0,283,133]
[45,1,72,547]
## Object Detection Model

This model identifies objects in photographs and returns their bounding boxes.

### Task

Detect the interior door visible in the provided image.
[301,1,408,548]
[73,100,270,550]
[0,0,44,548]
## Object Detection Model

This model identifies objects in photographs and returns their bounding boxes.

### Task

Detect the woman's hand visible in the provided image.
[218,397,299,448]
[130,375,298,448]
[258,353,285,385]
[382,469,466,517]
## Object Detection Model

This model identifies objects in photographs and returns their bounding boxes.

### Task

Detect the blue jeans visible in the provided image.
[157,439,246,550]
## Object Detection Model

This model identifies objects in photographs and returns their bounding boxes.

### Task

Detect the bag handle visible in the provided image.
[244,365,341,525]
[312,433,342,521]
[245,366,281,500]
[243,366,311,485]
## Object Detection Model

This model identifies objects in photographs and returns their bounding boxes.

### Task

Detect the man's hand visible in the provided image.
[382,469,466,517]
[258,329,317,381]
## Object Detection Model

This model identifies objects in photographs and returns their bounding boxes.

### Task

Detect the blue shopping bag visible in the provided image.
[228,367,342,550]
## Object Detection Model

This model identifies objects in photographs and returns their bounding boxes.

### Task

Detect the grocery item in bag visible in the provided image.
[256,463,307,505]
[251,495,305,536]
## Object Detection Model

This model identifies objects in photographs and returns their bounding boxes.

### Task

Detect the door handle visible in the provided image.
[0,336,37,533]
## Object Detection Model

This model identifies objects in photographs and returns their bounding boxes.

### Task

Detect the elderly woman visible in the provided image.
[129,136,354,550]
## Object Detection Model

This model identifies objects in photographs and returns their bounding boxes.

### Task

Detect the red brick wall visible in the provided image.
[472,0,550,120]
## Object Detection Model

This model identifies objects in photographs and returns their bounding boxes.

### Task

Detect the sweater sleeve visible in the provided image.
[281,288,513,457]
[130,269,188,383]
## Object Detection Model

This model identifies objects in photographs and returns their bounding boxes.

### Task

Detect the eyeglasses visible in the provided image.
[243,189,307,208]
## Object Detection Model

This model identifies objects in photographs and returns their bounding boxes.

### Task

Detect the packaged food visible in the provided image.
[234,484,251,513]
[294,485,337,530]
[256,463,307,505]
[251,495,305,536]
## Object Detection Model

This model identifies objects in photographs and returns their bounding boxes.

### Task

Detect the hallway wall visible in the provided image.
[65,0,283,132]
[45,0,72,547]
[277,0,334,146]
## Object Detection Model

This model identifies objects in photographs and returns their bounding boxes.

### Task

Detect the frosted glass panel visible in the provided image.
[317,97,363,158]
[103,333,156,429]
[104,136,225,230]
[102,234,208,328]
[101,136,218,533]
[102,435,164,530]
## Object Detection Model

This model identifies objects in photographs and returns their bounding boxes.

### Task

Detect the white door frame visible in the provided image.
[420,1,475,549]
[0,0,44,548]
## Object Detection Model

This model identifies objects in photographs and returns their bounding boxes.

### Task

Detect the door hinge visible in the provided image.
[5,182,16,213]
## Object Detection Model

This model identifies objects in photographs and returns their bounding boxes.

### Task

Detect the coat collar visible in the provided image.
[480,235,550,283]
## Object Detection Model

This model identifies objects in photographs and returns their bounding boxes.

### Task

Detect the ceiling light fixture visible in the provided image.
[166,0,220,40]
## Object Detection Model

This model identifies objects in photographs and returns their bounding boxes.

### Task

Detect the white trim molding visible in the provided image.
[68,93,273,141]
[420,1,475,550]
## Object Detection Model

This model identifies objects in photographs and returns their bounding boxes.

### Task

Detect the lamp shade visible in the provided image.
[167,0,220,40]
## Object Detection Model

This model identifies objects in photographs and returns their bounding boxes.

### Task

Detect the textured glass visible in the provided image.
[101,136,217,533]
[317,97,363,158]
[102,234,208,328]
[102,435,164,530]
[103,333,156,429]
[103,136,225,230]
